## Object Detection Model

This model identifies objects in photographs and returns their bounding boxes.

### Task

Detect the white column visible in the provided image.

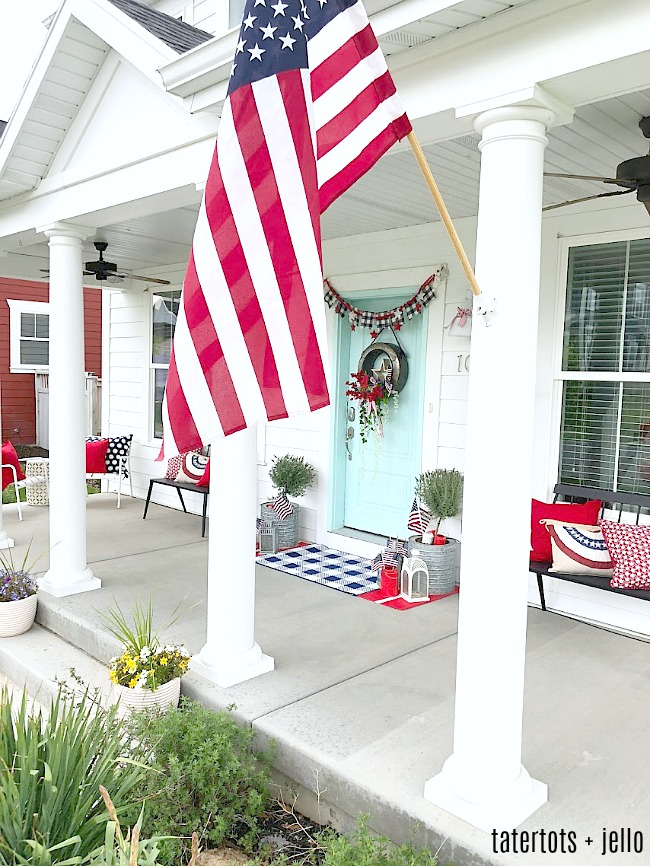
[424,106,553,830]
[40,225,100,597]
[0,379,15,549]
[190,425,274,688]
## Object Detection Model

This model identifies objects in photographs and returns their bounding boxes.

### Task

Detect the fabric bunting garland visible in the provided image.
[324,266,447,335]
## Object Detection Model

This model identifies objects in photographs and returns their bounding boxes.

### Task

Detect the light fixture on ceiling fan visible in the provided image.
[543,115,650,215]
[41,241,171,285]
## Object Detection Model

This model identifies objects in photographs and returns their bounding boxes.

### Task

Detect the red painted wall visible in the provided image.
[0,278,102,444]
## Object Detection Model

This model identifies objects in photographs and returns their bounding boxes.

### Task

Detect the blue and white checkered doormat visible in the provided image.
[257,544,379,595]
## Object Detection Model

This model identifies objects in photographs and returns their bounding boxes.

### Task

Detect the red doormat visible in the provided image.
[359,586,459,610]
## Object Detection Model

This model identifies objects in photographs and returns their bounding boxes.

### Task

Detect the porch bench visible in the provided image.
[142,477,208,537]
[532,483,650,611]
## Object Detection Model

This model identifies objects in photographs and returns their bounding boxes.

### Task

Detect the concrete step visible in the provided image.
[0,620,112,708]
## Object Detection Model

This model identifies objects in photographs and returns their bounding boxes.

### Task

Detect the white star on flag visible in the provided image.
[236,38,246,53]
[260,22,277,38]
[292,15,304,29]
[279,31,295,48]
[248,43,265,60]
[243,12,256,27]
[271,0,288,14]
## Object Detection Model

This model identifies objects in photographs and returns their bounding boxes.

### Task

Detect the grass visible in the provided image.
[1,484,25,505]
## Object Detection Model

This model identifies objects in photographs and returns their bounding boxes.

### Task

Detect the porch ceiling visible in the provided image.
[2,87,650,283]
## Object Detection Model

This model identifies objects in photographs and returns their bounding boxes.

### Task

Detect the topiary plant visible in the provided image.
[415,468,463,539]
[269,454,316,499]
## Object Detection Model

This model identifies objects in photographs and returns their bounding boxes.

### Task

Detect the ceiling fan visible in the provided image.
[42,241,171,285]
[543,116,650,215]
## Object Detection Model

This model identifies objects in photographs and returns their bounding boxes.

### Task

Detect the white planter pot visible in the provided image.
[0,594,37,637]
[113,676,181,717]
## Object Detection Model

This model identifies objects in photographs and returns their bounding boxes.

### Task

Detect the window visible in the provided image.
[151,290,181,439]
[8,300,50,371]
[558,238,650,494]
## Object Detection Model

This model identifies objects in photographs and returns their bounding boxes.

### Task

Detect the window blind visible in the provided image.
[559,239,650,495]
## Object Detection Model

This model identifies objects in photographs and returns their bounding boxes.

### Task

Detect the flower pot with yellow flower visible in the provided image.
[100,599,190,717]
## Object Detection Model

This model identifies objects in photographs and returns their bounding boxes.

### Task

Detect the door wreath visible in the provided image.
[346,340,406,445]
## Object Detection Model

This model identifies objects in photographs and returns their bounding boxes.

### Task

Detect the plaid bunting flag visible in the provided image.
[272,493,294,521]
[407,498,432,534]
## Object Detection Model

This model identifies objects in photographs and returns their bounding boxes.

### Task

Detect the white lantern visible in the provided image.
[400,556,430,602]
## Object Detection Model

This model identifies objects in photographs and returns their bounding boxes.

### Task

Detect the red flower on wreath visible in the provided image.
[345,370,397,444]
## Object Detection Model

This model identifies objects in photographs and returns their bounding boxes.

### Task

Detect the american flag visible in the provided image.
[160,0,411,455]
[407,498,432,535]
[272,493,294,520]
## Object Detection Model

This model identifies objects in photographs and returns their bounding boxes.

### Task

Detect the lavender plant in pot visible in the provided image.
[0,545,39,637]
[409,469,463,596]
[261,454,316,549]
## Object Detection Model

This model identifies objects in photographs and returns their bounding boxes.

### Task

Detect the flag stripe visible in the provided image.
[233,78,328,414]
[316,70,397,158]
[311,23,378,101]
[313,46,394,131]
[262,71,330,373]
[319,109,410,208]
[180,246,244,437]
[308,0,369,70]
[205,102,290,424]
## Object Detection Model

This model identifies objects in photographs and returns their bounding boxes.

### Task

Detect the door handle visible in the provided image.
[345,425,354,460]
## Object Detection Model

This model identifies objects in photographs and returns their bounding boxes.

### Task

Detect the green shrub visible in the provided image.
[0,687,149,865]
[129,698,272,865]
[269,454,316,498]
[316,819,438,866]
[83,787,184,866]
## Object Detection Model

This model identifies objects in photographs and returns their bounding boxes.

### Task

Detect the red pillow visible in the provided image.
[601,520,650,590]
[196,459,210,488]
[86,439,110,473]
[530,498,602,563]
[2,440,26,491]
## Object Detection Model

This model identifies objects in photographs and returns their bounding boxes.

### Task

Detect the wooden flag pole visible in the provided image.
[407,131,482,298]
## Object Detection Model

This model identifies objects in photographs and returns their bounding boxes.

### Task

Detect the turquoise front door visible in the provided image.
[339,295,426,537]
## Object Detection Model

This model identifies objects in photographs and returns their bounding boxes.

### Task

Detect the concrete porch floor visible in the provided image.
[1,493,649,866]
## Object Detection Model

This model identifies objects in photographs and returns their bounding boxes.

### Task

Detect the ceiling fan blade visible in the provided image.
[116,272,171,286]
[542,188,636,212]
[544,172,623,184]
[41,269,96,275]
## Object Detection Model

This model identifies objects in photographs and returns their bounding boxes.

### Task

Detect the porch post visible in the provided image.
[0,379,15,549]
[190,425,274,688]
[39,224,100,597]
[424,105,553,830]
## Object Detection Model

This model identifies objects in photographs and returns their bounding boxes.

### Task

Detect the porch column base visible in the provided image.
[424,756,548,833]
[39,569,101,597]
[190,643,274,688]
[0,532,15,549]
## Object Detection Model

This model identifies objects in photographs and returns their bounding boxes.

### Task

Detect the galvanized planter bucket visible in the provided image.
[261,502,300,549]
[408,536,458,596]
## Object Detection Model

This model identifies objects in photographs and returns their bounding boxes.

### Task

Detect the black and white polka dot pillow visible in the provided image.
[86,435,132,477]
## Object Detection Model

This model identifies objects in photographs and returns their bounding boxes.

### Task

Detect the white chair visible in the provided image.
[1,463,47,521]
[85,435,134,508]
